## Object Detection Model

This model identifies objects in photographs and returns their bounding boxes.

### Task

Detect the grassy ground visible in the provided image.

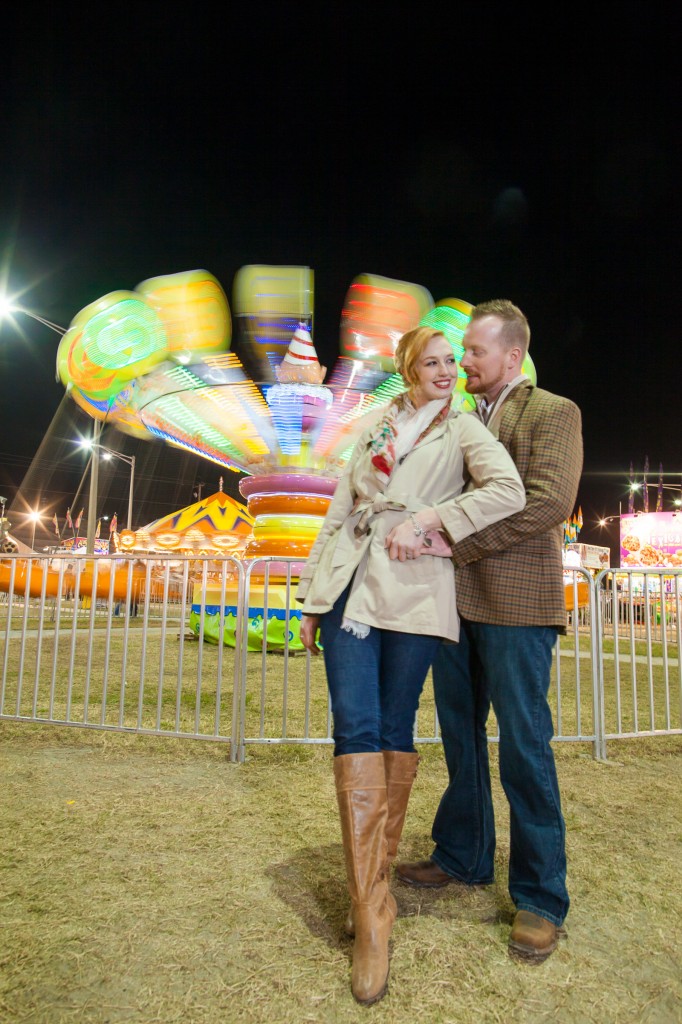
[1,722,680,1024]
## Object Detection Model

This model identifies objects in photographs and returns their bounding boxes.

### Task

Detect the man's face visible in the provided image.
[460,315,518,399]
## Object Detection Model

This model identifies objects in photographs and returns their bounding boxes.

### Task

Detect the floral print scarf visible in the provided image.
[368,393,451,485]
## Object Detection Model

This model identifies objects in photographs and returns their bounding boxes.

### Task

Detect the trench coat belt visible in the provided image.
[352,495,407,538]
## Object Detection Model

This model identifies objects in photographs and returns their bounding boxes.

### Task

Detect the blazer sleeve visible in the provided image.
[450,396,583,567]
[435,415,526,542]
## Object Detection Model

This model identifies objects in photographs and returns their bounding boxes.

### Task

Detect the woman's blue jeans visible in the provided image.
[320,586,441,755]
[431,620,569,927]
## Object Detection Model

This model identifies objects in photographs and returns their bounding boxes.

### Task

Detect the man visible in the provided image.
[396,299,583,963]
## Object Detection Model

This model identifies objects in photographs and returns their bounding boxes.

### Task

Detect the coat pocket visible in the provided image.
[329,524,367,567]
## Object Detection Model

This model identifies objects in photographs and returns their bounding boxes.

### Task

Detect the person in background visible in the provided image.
[296,326,526,1005]
[395,299,583,964]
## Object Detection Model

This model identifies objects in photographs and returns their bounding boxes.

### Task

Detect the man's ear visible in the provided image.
[508,346,523,370]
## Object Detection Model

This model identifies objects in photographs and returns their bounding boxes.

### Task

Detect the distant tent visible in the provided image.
[118,490,254,554]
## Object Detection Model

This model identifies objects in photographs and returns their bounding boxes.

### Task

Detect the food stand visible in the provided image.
[562,543,610,611]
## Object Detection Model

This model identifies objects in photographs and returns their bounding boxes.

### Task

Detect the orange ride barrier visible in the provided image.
[0,559,146,602]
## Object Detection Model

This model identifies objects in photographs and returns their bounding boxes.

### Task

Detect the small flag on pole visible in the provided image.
[95,519,101,539]
[109,513,118,534]
[656,463,664,512]
[52,514,59,536]
[75,508,84,531]
[65,507,73,530]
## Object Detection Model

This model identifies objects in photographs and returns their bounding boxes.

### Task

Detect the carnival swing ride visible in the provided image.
[22,266,538,647]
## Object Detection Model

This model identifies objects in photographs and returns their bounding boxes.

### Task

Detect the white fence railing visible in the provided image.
[1,555,680,762]
[594,568,682,758]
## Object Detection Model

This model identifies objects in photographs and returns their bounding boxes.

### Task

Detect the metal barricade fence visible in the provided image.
[594,567,682,759]
[232,564,602,762]
[2,556,680,762]
[233,558,335,759]
[0,552,245,758]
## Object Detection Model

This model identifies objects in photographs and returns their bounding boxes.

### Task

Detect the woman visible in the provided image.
[296,327,525,1005]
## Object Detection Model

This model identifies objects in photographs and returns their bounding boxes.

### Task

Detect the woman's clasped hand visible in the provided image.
[384,518,428,561]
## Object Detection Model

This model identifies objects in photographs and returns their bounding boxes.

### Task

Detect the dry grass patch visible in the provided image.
[1,723,681,1023]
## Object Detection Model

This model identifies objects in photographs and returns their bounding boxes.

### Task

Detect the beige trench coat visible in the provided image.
[295,408,525,642]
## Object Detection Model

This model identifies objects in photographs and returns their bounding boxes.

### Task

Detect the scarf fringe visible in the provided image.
[340,616,370,639]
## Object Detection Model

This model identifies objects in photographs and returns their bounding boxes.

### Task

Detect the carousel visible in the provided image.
[52,265,537,648]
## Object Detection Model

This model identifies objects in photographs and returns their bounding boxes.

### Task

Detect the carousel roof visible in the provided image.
[120,488,254,555]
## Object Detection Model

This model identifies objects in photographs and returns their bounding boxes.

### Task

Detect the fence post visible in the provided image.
[593,568,611,760]
[231,559,248,764]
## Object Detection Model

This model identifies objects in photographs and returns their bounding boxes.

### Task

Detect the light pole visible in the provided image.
[84,422,102,555]
[80,435,136,537]
[99,449,136,531]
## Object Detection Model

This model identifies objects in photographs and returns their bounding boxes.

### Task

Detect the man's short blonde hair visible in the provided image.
[470,299,530,357]
[394,327,447,387]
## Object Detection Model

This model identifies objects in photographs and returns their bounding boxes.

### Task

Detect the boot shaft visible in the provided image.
[333,753,388,905]
[382,750,419,863]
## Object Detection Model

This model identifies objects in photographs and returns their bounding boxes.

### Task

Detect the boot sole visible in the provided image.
[395,872,453,889]
[508,940,557,964]
[508,927,565,964]
[353,975,389,1006]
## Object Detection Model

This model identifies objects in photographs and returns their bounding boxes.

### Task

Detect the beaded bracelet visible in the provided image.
[409,513,425,537]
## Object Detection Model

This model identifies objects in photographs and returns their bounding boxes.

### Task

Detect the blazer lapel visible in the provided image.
[498,381,533,446]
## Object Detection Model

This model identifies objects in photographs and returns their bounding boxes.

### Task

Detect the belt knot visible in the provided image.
[352,495,406,538]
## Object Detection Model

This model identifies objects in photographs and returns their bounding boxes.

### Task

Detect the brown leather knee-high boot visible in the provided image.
[334,752,394,1005]
[344,750,419,937]
[382,750,420,864]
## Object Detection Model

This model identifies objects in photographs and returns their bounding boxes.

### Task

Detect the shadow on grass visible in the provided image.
[267,837,516,954]
[266,843,349,950]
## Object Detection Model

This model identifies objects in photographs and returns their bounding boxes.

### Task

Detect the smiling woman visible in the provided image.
[294,324,526,1005]
[398,332,458,405]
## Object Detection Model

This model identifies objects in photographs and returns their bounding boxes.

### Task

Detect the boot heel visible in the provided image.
[351,903,391,1005]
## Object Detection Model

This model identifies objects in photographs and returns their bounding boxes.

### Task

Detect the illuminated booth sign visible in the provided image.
[620,513,682,569]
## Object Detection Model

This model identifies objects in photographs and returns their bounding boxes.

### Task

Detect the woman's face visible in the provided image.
[411,334,457,408]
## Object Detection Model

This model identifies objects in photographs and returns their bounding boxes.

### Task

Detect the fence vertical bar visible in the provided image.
[234,560,250,763]
[593,568,609,759]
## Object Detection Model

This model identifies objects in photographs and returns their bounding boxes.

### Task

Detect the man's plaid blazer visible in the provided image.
[452,380,583,633]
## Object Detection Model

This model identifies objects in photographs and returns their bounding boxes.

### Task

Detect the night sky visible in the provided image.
[1,8,678,556]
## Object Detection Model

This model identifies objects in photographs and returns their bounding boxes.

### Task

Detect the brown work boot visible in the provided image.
[509,910,562,964]
[394,858,458,889]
